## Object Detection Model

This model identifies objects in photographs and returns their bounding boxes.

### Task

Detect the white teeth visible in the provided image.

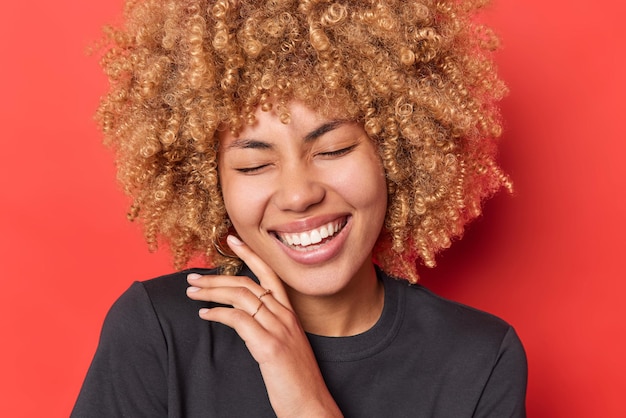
[310,229,322,244]
[300,232,311,246]
[277,219,345,248]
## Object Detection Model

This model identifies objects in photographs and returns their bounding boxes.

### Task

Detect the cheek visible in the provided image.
[365,172,388,225]
[221,177,269,238]
[336,157,387,214]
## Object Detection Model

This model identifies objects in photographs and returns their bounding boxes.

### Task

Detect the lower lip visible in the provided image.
[273,218,352,265]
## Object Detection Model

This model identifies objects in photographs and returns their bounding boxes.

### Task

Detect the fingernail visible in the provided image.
[187,286,201,293]
[227,235,243,246]
[187,273,202,280]
[199,308,210,315]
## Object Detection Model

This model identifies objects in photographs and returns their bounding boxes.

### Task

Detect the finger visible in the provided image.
[227,235,293,310]
[199,305,303,366]
[187,283,265,316]
[186,273,289,326]
[189,287,292,344]
[187,274,277,308]
[187,273,264,295]
[199,306,273,348]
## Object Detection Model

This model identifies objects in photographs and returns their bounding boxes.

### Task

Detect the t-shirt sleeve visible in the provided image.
[71,282,168,418]
[474,326,528,418]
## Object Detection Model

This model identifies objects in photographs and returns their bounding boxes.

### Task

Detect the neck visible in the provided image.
[287,263,384,337]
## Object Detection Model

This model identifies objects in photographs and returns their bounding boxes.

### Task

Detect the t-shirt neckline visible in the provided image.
[305,267,406,362]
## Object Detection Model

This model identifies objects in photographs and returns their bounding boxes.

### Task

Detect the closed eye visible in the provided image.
[235,164,270,174]
[318,144,357,157]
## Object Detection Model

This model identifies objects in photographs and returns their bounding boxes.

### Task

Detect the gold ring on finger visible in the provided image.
[251,300,264,318]
[258,289,272,300]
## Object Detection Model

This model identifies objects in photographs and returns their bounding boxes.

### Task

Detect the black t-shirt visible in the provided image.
[72,266,527,417]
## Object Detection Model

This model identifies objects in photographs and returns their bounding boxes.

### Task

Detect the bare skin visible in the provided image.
[186,102,388,417]
[186,235,344,417]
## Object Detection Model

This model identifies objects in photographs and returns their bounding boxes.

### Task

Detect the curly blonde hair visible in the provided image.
[96,0,510,282]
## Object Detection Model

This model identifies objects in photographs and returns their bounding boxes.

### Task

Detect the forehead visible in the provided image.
[218,101,346,145]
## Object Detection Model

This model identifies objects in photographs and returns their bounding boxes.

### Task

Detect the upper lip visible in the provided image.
[267,214,350,235]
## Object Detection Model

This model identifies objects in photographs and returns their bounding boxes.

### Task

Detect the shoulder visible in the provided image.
[381,272,527,415]
[140,267,218,300]
[387,274,510,330]
[413,282,510,333]
[382,272,525,360]
[103,267,220,335]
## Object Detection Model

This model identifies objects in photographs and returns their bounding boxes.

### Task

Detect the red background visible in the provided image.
[1,1,625,416]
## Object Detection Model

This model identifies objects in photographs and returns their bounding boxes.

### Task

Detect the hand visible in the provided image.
[186,235,343,418]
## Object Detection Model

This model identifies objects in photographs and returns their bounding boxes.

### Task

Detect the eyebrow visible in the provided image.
[303,120,347,142]
[226,119,348,150]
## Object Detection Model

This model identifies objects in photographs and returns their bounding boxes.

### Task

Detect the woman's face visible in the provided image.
[218,102,387,298]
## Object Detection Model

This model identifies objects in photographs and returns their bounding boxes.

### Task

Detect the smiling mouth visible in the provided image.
[273,217,348,250]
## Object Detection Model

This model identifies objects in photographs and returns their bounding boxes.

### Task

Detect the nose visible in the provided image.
[273,165,325,212]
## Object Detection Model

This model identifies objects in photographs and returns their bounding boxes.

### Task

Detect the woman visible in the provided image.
[73,0,527,416]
